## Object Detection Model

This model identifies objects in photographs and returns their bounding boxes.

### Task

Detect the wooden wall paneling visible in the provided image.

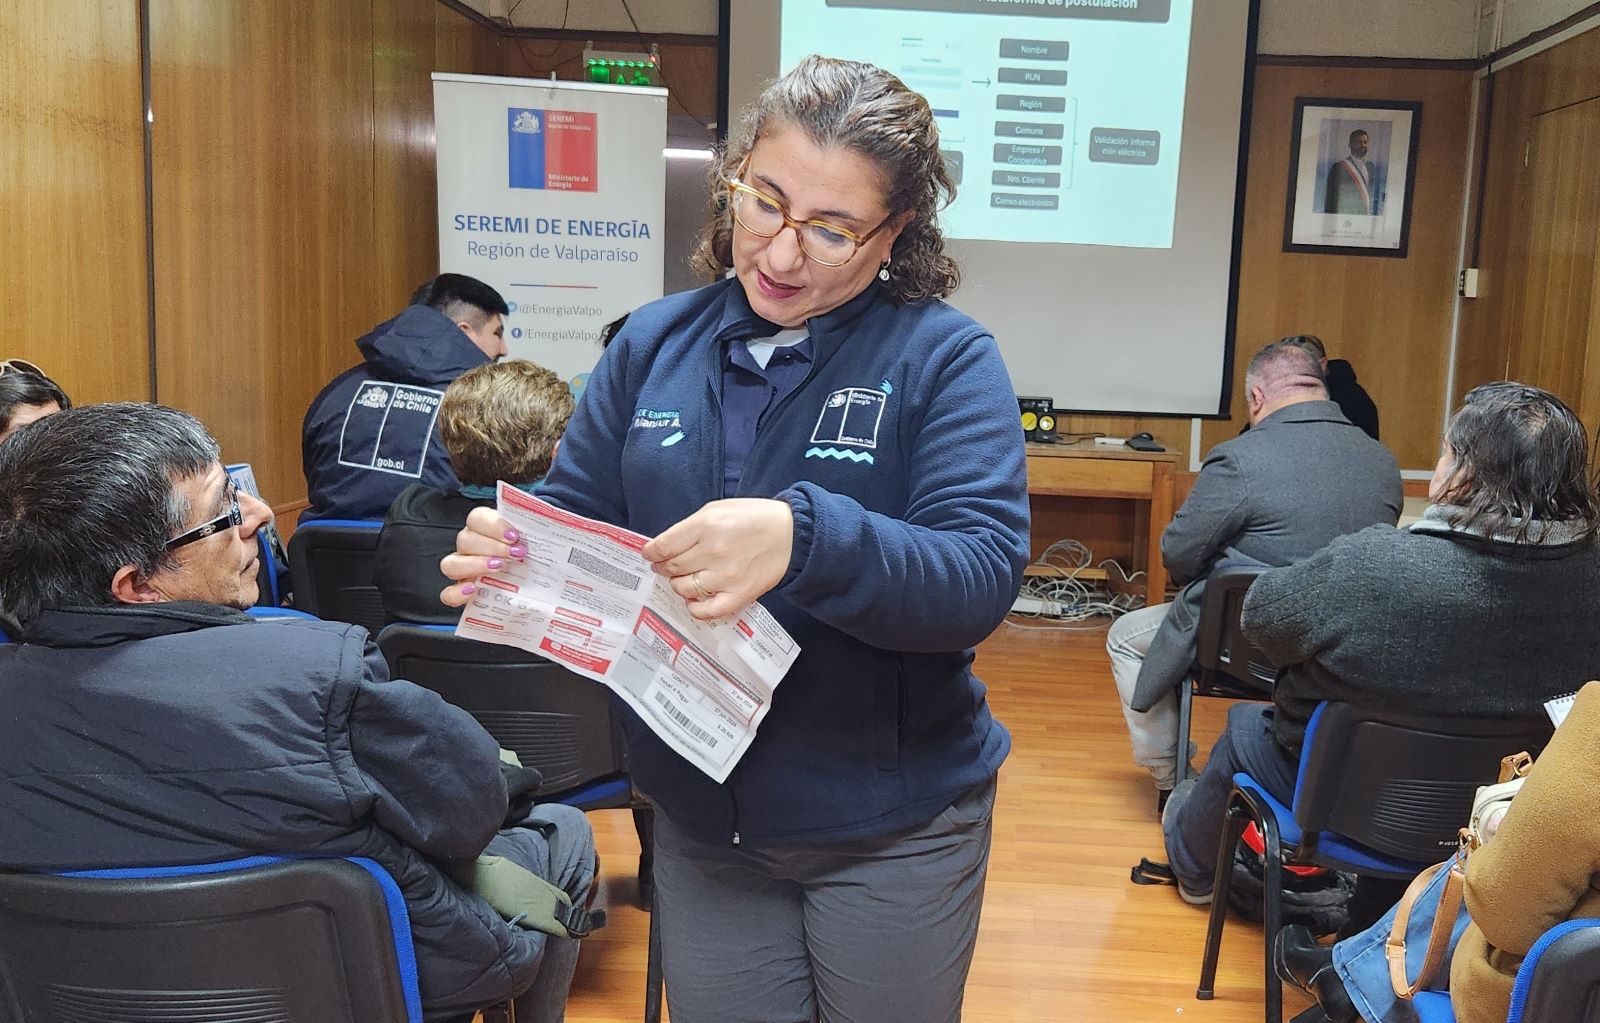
[373,0,445,312]
[149,0,380,508]
[1455,28,1600,412]
[1509,99,1600,407]
[436,3,503,74]
[1203,65,1474,470]
[0,0,150,404]
[489,36,719,124]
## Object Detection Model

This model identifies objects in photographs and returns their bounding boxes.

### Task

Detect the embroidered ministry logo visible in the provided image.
[806,387,887,466]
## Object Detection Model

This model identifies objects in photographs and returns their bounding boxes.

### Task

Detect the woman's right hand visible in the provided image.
[439,507,526,607]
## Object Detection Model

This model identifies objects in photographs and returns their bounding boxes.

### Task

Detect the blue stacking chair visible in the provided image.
[1196,701,1551,1023]
[288,519,386,633]
[0,855,523,1023]
[1411,918,1600,1023]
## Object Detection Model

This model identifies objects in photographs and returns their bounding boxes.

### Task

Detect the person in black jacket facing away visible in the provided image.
[301,274,509,523]
[375,359,573,624]
[0,403,596,1022]
[1285,334,1380,441]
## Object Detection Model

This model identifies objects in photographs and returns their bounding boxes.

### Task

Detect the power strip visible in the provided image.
[1011,595,1054,616]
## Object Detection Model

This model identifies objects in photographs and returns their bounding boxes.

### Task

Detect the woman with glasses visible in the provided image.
[0,360,70,444]
[440,55,1029,1022]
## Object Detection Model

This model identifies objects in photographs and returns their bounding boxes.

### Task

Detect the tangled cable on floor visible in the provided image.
[1004,539,1146,631]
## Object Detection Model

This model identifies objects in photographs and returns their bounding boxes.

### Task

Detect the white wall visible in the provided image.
[1257,0,1478,58]
[1479,0,1595,52]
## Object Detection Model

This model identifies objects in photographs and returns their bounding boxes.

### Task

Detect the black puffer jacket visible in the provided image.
[0,603,544,1019]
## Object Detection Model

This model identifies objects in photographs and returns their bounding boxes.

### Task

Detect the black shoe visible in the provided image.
[1274,925,1358,1023]
[1157,787,1172,815]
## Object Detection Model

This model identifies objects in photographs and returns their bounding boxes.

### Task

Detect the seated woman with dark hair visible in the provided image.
[1161,382,1600,970]
[0,360,70,443]
[374,359,573,624]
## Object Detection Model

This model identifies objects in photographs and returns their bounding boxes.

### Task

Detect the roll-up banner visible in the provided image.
[432,73,667,394]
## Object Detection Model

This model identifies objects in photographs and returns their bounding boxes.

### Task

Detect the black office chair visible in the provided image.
[1196,701,1552,1023]
[288,519,386,633]
[0,856,447,1023]
[1174,564,1277,782]
[377,624,663,1023]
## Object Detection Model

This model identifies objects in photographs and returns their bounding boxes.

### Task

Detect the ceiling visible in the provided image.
[450,0,1591,59]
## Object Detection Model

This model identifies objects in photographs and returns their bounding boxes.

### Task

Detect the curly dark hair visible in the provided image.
[1435,381,1600,543]
[691,54,960,303]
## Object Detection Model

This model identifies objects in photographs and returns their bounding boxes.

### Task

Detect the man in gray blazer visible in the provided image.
[1107,340,1402,810]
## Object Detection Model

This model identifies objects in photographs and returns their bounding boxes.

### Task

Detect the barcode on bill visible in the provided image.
[653,688,719,749]
[568,546,642,590]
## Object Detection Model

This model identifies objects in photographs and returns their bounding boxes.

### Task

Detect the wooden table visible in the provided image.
[1024,439,1181,605]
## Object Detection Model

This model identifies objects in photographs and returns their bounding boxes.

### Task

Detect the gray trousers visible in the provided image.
[653,779,998,1023]
[444,802,596,1023]
[1107,602,1190,788]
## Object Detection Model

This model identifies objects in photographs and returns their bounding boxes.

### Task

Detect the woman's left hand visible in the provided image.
[642,498,794,621]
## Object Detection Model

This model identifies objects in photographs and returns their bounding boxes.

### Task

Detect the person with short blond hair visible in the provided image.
[439,359,573,488]
[375,359,573,624]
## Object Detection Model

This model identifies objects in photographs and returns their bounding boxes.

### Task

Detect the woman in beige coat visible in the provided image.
[1279,680,1600,1023]
[1452,680,1600,1023]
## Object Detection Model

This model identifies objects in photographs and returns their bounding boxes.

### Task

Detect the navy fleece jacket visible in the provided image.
[537,277,1030,847]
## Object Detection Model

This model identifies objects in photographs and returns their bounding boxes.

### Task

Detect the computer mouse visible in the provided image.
[1131,432,1154,442]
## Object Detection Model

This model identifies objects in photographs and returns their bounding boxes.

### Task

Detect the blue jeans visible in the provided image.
[1163,702,1298,892]
[1332,856,1471,1023]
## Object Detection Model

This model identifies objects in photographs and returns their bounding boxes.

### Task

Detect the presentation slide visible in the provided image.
[781,0,1194,248]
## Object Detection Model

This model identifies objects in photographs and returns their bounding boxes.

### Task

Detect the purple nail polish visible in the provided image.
[504,528,521,542]
[461,583,477,596]
[508,545,527,559]
[487,557,504,570]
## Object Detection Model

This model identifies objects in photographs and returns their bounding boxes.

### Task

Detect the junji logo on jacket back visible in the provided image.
[508,108,598,192]
[806,386,887,465]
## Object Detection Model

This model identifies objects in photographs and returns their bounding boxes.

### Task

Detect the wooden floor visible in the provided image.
[560,620,1312,1022]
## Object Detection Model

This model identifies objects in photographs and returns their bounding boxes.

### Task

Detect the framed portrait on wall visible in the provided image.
[1283,98,1422,257]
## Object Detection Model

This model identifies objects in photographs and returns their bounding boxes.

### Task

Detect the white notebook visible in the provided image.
[1545,691,1579,728]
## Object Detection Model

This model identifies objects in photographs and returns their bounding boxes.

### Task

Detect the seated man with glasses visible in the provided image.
[0,403,597,1023]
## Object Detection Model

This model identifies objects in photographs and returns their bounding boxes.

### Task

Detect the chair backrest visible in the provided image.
[1193,565,1276,695]
[377,624,628,800]
[1295,702,1552,864]
[288,520,385,633]
[1513,919,1600,1023]
[0,857,420,1023]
